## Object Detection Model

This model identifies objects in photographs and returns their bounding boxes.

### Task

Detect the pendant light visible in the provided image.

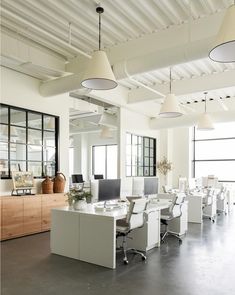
[100,126,112,138]
[159,68,183,118]
[197,93,214,130]
[209,3,235,63]
[81,6,117,90]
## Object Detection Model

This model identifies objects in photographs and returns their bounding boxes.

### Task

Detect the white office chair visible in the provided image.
[162,185,172,193]
[202,189,215,222]
[160,193,185,243]
[216,186,228,215]
[116,198,148,265]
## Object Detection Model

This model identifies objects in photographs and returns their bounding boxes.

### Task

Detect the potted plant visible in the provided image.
[65,188,92,210]
[157,157,172,186]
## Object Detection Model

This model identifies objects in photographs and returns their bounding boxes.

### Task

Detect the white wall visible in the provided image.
[0,67,70,194]
[119,107,160,191]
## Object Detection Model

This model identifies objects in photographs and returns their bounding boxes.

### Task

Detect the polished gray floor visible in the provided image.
[1,211,235,295]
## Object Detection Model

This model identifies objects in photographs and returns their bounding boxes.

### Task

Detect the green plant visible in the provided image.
[66,188,92,203]
[157,157,172,176]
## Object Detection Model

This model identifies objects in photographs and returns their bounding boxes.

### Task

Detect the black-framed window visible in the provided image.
[0,103,59,179]
[192,122,235,182]
[126,133,156,177]
[92,144,118,179]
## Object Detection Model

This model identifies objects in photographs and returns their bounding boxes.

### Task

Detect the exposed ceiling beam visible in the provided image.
[127,69,235,104]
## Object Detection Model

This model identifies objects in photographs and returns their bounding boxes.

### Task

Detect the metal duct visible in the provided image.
[39,37,213,97]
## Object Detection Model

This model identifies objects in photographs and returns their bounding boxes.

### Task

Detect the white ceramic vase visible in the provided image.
[73,199,87,211]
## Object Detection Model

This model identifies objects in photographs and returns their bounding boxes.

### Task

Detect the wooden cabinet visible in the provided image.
[0,193,67,240]
[1,197,24,240]
[23,197,42,235]
[41,194,67,231]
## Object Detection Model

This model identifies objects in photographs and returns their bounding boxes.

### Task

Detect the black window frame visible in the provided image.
[192,126,235,183]
[92,144,118,179]
[126,133,156,177]
[0,103,59,179]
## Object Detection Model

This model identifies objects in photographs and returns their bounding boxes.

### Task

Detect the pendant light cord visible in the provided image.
[99,11,101,50]
[169,67,172,93]
[96,6,104,50]
[204,92,208,113]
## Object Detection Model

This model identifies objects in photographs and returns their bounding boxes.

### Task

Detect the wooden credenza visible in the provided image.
[0,193,67,241]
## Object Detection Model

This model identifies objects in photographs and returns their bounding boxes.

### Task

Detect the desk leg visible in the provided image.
[79,214,116,269]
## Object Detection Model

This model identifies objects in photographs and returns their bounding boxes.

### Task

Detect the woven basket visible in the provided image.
[53,172,66,193]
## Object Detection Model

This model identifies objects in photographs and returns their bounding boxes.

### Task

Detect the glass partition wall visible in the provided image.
[0,104,59,178]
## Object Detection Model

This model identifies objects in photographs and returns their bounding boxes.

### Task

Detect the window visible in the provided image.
[0,104,59,178]
[192,122,235,182]
[126,133,156,177]
[92,145,118,179]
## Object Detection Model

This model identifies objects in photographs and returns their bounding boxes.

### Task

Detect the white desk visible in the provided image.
[186,193,216,223]
[50,201,169,269]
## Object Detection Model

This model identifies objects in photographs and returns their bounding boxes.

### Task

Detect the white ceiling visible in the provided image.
[1,0,235,119]
[1,0,233,57]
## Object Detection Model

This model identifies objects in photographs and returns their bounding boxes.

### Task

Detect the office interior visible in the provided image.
[0,1,235,294]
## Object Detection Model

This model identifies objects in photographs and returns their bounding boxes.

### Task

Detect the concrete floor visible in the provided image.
[1,211,235,295]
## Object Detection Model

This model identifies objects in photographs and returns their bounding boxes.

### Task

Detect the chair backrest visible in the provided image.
[217,186,226,200]
[204,189,214,205]
[126,198,148,230]
[170,193,185,219]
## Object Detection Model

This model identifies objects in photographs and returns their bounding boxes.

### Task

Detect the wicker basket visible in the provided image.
[41,176,53,194]
[53,172,66,193]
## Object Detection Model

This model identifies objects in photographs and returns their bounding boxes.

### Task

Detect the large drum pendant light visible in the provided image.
[159,68,183,118]
[81,6,117,90]
[209,4,235,63]
[197,92,214,130]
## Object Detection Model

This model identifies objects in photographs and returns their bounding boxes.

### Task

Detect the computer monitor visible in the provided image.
[179,177,187,192]
[144,177,158,196]
[98,179,121,202]
[72,174,84,184]
[94,174,104,180]
[188,178,196,190]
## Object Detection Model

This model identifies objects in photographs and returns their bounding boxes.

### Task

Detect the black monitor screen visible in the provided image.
[72,174,84,183]
[144,178,158,195]
[98,179,121,202]
[94,174,104,180]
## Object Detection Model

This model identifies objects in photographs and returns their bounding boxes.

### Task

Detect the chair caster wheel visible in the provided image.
[212,219,215,223]
[142,256,147,261]
[123,259,129,265]
[179,240,183,245]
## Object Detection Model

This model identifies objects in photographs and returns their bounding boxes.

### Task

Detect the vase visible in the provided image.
[73,199,87,211]
[53,172,66,193]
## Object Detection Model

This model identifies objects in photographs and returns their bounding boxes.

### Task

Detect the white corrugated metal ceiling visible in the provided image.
[1,0,235,113]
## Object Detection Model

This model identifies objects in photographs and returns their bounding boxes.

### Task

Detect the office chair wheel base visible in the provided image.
[123,259,129,265]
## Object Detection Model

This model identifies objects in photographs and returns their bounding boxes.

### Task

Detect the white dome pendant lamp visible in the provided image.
[159,68,183,118]
[197,92,214,131]
[81,6,117,90]
[209,3,235,63]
